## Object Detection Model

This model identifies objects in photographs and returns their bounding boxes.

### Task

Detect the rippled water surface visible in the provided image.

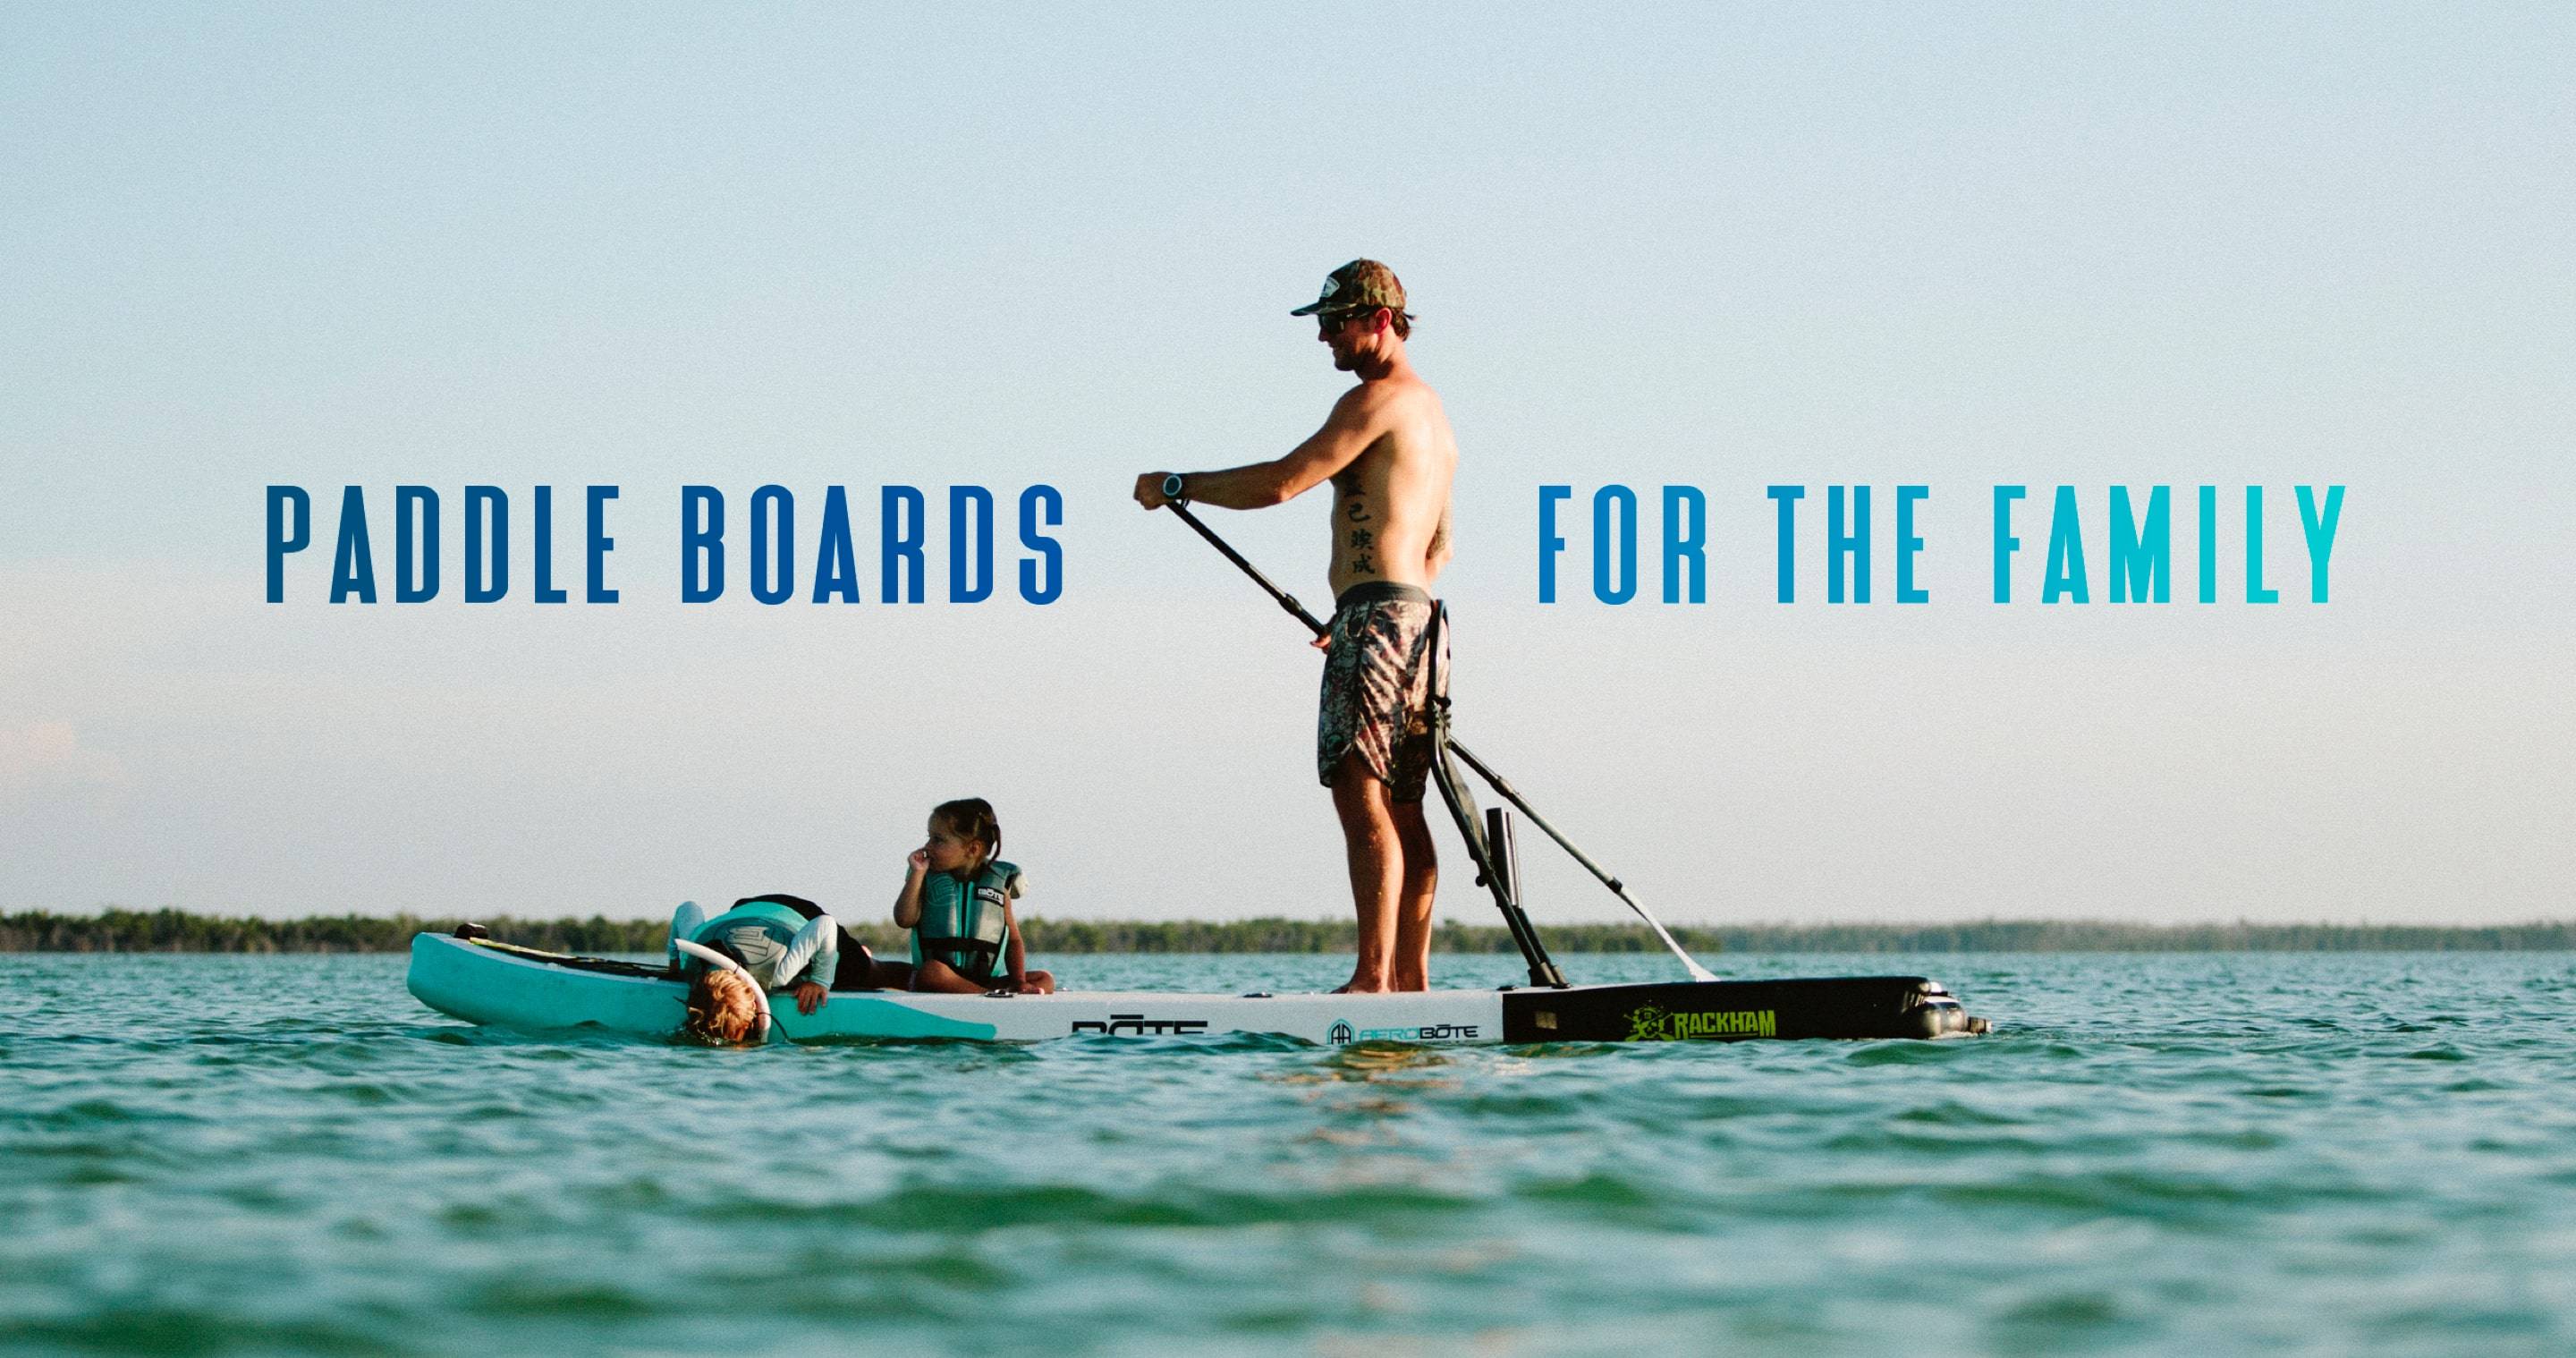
[4,951,2573,1356]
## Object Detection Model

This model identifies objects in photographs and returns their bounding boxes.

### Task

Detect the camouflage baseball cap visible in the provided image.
[1289,259,1412,318]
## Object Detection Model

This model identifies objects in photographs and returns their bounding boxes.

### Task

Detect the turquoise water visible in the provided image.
[4,951,2572,1356]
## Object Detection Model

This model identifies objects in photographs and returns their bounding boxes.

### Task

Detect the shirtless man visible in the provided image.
[1134,259,1458,993]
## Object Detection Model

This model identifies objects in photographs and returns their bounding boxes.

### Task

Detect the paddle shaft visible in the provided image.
[1444,736,1716,982]
[1166,501,1328,637]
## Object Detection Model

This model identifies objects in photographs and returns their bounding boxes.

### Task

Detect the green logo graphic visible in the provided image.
[1623,1005,1777,1040]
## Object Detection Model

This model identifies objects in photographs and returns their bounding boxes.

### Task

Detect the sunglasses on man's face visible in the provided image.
[1317,310,1362,335]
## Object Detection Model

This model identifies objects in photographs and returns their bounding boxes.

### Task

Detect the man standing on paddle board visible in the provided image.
[1135,259,1457,993]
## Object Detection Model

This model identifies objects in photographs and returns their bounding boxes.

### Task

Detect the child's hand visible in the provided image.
[906,848,929,873]
[792,981,827,1014]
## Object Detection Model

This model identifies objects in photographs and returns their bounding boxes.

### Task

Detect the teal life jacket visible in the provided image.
[685,898,818,984]
[911,860,1021,981]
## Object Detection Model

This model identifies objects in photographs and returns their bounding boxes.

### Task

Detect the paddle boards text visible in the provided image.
[262,483,1063,605]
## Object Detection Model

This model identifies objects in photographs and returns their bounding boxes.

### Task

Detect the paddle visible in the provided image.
[1166,499,1326,637]
[1159,500,1717,985]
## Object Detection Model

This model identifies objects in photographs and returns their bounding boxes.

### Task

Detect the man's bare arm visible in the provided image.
[1136,388,1379,510]
[1426,498,1453,575]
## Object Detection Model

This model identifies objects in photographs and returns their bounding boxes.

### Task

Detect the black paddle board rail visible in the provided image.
[1164,499,1726,990]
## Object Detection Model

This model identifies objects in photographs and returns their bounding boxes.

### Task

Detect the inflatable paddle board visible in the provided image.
[406,930,1990,1045]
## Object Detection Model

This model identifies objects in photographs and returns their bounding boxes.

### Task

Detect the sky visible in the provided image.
[4,4,2571,928]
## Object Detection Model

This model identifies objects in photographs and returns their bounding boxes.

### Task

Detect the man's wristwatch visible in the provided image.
[1161,473,1186,502]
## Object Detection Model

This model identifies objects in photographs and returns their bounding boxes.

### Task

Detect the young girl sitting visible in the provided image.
[895,798,1055,995]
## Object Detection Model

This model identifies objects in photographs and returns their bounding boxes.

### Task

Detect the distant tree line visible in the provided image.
[0,910,672,955]
[4,909,2572,954]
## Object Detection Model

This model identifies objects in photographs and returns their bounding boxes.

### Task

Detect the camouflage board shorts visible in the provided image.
[1317,581,1448,802]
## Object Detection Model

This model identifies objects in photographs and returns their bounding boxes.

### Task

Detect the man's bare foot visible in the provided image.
[1331,980,1391,995]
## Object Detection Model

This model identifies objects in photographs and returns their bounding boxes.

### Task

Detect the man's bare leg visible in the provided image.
[1330,754,1402,993]
[1389,799,1437,991]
